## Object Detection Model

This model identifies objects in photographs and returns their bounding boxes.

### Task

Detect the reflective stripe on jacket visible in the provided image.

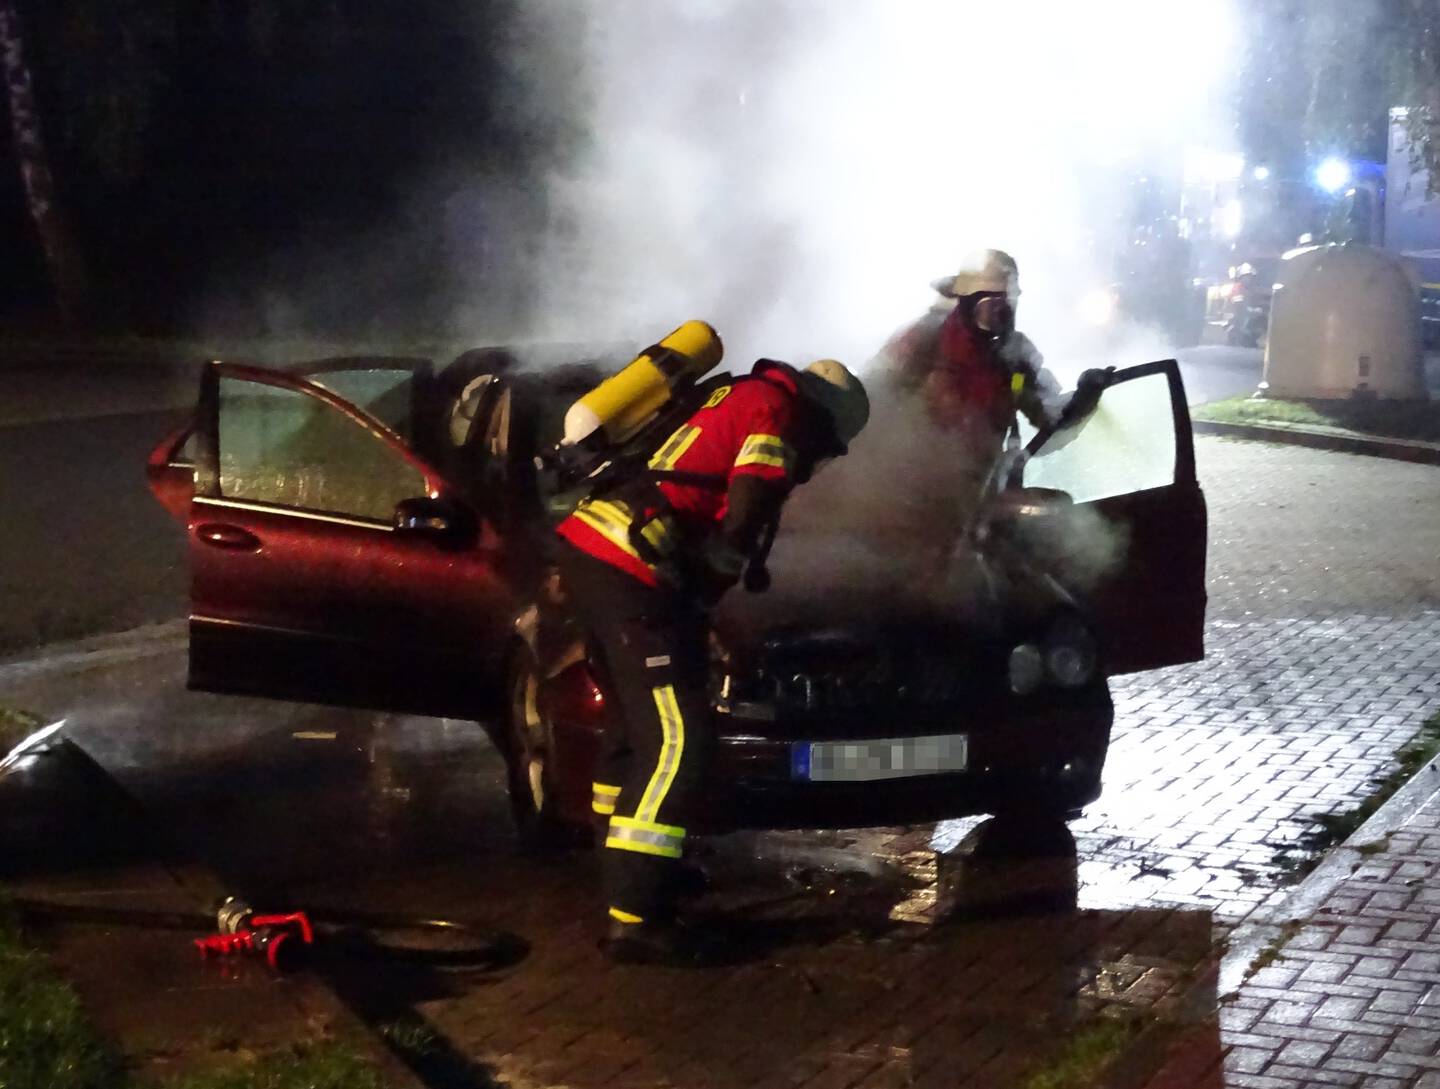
[556,360,803,586]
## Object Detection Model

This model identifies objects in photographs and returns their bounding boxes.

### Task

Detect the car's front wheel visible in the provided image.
[502,646,586,851]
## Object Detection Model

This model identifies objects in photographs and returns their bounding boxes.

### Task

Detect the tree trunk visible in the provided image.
[0,0,88,324]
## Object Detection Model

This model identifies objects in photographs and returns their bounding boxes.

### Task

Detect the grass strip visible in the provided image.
[1274,712,1440,881]
[0,894,389,1089]
[160,1043,388,1089]
[1194,396,1440,443]
[1021,1016,1145,1089]
[0,705,44,754]
[0,898,124,1089]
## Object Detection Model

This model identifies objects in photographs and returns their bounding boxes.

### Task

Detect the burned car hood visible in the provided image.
[710,419,1077,650]
[712,529,1013,639]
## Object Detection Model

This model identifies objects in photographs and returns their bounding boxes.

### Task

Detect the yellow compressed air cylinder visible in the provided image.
[562,320,723,448]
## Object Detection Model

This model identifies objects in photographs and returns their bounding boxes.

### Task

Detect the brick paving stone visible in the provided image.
[1323,1055,1422,1080]
[1393,1026,1440,1055]
[1299,961,1354,984]
[1312,996,1372,1022]
[1332,1032,1391,1061]
[1226,1073,1305,1088]
[1271,1038,1336,1068]
[1228,1046,1273,1074]
[1225,786,1440,1087]
[1263,1064,1361,1087]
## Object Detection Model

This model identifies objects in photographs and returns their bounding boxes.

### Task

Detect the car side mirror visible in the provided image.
[393,496,475,546]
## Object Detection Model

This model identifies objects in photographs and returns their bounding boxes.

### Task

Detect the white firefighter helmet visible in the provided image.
[932,248,1021,301]
[799,359,869,451]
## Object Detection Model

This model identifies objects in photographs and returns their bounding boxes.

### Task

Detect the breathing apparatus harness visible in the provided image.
[547,363,780,595]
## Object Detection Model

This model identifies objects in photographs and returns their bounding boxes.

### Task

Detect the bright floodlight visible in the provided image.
[1252,165,1271,181]
[1216,153,1245,181]
[1316,157,1351,193]
[1184,148,1246,184]
[1219,199,1243,239]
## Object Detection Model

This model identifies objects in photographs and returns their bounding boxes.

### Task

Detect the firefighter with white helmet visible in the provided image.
[882,248,1111,499]
[555,342,869,965]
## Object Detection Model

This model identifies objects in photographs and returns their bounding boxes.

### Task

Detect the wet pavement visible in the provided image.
[2,434,1440,1087]
[0,409,188,654]
[1209,787,1440,1089]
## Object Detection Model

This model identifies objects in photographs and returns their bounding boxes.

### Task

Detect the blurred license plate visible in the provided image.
[792,734,968,782]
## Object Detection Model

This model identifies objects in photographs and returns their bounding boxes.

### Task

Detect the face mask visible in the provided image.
[972,294,1015,337]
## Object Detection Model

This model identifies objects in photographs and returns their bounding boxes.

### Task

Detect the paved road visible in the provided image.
[3,435,1438,1088]
[1176,345,1263,405]
[0,409,188,655]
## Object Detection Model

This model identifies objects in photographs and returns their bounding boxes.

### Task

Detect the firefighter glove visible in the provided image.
[694,536,745,606]
[1064,366,1116,424]
[1076,366,1116,393]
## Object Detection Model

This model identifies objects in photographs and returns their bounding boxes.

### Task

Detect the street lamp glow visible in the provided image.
[1316,157,1351,193]
[1252,165,1271,181]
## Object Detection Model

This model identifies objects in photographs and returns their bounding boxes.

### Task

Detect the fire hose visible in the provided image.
[3,732,528,974]
[192,897,526,974]
[12,887,526,976]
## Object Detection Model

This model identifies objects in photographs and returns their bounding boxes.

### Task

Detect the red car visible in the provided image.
[147,350,1206,844]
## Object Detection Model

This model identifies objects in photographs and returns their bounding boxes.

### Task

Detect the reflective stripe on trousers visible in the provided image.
[605,813,686,859]
[592,781,621,815]
[635,684,684,823]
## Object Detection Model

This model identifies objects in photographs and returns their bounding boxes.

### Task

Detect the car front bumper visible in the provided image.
[693,690,1112,832]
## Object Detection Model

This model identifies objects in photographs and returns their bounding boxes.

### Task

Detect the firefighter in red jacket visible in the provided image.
[556,357,869,965]
[881,248,1110,512]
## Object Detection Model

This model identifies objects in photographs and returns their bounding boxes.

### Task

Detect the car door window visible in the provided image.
[218,377,426,522]
[304,369,415,441]
[1023,369,1177,503]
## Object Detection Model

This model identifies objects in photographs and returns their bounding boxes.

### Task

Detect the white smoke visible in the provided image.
[512,0,1240,377]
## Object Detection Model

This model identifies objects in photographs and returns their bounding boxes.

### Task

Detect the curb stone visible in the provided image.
[0,620,188,687]
[1214,742,1440,998]
[1192,418,1440,465]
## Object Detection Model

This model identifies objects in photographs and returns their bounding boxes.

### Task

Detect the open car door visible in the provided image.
[1020,359,1207,674]
[187,357,518,717]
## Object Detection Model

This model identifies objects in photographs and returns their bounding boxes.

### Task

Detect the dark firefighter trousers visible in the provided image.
[558,546,712,927]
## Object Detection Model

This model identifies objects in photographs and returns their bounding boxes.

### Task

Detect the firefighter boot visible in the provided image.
[600,916,725,967]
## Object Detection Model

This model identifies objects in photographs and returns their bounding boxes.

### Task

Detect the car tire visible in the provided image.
[502,645,587,851]
[976,811,1076,860]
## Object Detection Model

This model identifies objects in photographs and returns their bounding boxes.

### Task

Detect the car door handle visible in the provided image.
[195,523,261,551]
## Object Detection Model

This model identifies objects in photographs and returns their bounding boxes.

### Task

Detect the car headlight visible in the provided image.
[1044,615,1099,688]
[1008,643,1044,695]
